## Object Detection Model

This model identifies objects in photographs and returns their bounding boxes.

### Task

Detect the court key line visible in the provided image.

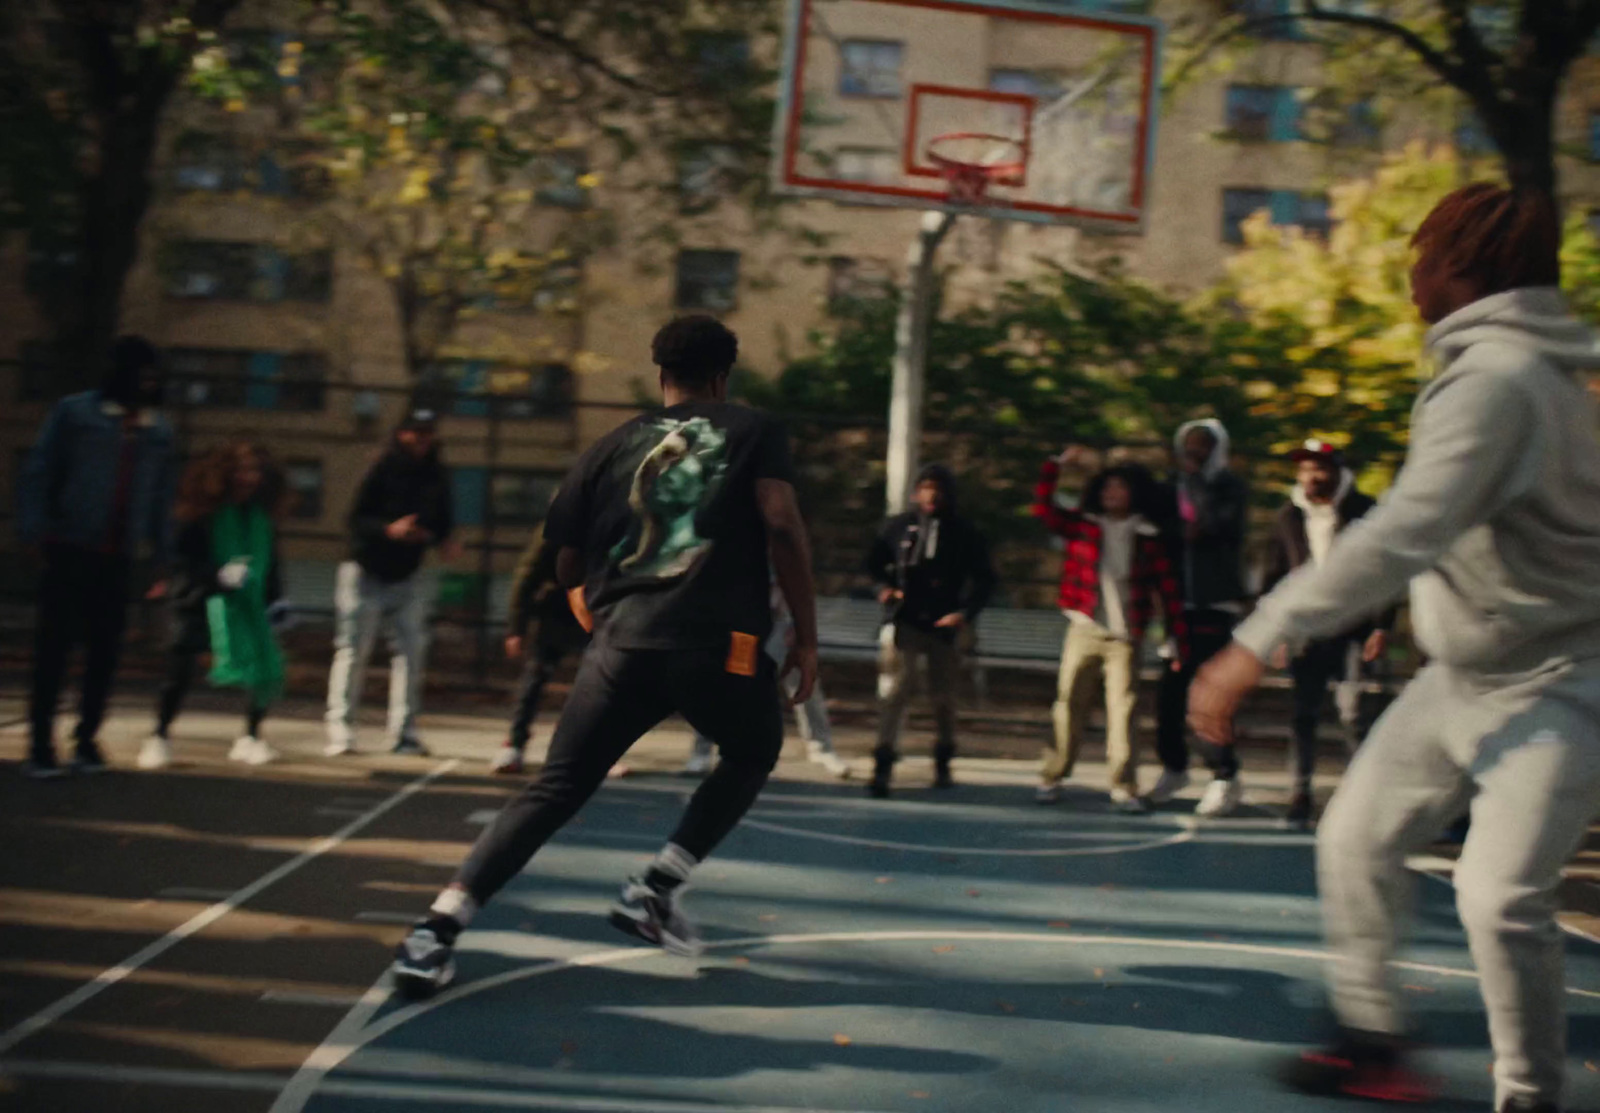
[269,926,1600,1113]
[0,759,460,1057]
[737,816,1196,857]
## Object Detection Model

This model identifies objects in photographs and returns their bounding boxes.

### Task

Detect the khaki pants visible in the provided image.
[1318,660,1600,1108]
[874,623,960,765]
[1041,620,1139,791]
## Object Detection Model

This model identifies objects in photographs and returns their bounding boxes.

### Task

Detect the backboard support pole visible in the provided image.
[885,209,957,516]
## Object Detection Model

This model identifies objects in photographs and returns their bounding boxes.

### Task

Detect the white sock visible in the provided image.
[646,843,699,889]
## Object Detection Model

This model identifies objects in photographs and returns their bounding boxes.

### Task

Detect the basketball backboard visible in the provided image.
[772,0,1162,231]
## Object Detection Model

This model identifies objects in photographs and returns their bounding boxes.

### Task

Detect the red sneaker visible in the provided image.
[1280,1029,1435,1103]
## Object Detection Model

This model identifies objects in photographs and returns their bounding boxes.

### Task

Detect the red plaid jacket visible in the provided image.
[1032,459,1187,660]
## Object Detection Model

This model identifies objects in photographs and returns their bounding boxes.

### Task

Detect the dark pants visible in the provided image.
[29,546,132,757]
[156,649,268,740]
[1289,637,1355,795]
[454,641,784,907]
[508,641,572,751]
[1156,607,1239,780]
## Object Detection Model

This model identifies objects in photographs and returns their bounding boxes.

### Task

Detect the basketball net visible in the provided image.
[925,132,1025,207]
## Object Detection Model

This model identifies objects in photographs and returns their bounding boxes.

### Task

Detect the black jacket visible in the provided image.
[348,445,453,583]
[507,524,588,650]
[867,511,996,639]
[1263,485,1396,641]
[167,515,283,653]
[1164,469,1249,611]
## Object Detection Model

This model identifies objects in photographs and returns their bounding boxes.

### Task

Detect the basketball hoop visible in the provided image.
[925,131,1026,205]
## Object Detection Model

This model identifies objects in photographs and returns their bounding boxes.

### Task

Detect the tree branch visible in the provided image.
[1300,2,1469,88]
[465,0,660,96]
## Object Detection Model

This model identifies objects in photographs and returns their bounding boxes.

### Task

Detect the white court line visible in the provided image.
[260,990,370,1008]
[269,927,1600,1113]
[316,806,371,819]
[0,1058,900,1112]
[157,886,237,901]
[0,759,459,1057]
[354,911,421,925]
[466,809,499,826]
[737,816,1195,857]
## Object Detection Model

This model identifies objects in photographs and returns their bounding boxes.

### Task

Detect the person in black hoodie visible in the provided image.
[1151,418,1251,817]
[325,408,458,757]
[1262,439,1395,829]
[866,463,996,798]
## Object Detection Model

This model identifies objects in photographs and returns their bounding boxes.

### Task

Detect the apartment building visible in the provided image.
[2,0,1596,593]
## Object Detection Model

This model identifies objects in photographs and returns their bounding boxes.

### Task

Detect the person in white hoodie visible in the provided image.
[1189,183,1600,1113]
[1261,438,1396,829]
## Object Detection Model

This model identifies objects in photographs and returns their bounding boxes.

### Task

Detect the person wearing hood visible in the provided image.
[865,463,997,798]
[1263,439,1395,830]
[1190,184,1600,1113]
[1151,417,1250,817]
[325,407,460,757]
[18,336,177,778]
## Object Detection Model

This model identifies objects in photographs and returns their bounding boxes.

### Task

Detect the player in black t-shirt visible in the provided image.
[391,316,820,998]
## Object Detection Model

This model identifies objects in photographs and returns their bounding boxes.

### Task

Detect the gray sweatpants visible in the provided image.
[1317,659,1600,1108]
[325,561,432,745]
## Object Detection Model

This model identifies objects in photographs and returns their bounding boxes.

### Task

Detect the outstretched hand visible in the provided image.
[1363,629,1389,663]
[780,644,819,707]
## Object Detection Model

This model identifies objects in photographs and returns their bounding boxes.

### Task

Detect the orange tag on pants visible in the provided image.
[726,632,759,676]
[567,587,593,633]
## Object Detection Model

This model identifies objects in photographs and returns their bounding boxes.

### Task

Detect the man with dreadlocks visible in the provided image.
[1190,184,1600,1113]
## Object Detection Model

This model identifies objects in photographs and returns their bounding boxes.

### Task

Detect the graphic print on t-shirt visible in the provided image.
[608,416,729,580]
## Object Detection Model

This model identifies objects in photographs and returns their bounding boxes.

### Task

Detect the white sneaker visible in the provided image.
[325,724,355,757]
[137,736,172,770]
[490,745,526,775]
[1109,787,1150,814]
[807,742,851,779]
[1146,769,1190,805]
[229,736,279,766]
[682,751,713,777]
[1195,777,1243,818]
[1035,782,1061,805]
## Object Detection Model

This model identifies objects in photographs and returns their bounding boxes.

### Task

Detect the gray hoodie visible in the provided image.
[1236,287,1600,681]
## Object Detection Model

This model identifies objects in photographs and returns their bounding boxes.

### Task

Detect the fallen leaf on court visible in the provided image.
[1207,933,1226,941]
[1586,1061,1597,1072]
[732,956,750,966]
[1164,1057,1175,1064]
[1047,920,1071,930]
[875,876,892,884]
[966,889,981,897]
[1132,1002,1142,1010]
[519,921,535,931]
[833,1034,853,1046]
[758,913,779,922]
[1093,968,1105,978]
[1402,984,1436,994]
[932,945,956,954]
[1097,883,1116,891]
[560,1040,578,1056]
[994,1001,1016,1013]
[909,1091,931,1100]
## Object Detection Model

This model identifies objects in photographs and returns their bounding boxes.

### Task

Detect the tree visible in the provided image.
[1,0,249,387]
[1174,0,1600,197]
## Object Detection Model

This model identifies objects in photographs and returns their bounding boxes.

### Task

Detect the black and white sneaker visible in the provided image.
[391,736,430,757]
[609,878,702,957]
[391,924,456,999]
[72,740,109,774]
[24,751,67,780]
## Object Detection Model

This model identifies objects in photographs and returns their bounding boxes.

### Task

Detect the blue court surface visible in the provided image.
[280,775,1600,1113]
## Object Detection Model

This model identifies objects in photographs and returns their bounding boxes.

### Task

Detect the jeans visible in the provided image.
[29,545,132,756]
[454,641,784,906]
[875,622,960,768]
[691,620,835,760]
[1155,607,1240,780]
[1042,620,1140,791]
[325,561,432,744]
[156,648,268,740]
[1317,661,1600,1108]
[508,641,574,751]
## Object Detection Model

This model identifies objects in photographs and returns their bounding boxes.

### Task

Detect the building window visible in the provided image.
[418,360,574,419]
[1225,85,1302,142]
[678,144,739,213]
[534,151,589,209]
[689,32,752,85]
[674,249,740,312]
[164,241,333,303]
[492,471,564,525]
[827,256,895,313]
[283,459,324,519]
[167,349,328,411]
[1222,188,1331,243]
[988,69,1064,101]
[839,40,903,99]
[452,467,488,528]
[834,147,899,184]
[172,133,245,192]
[1228,0,1307,40]
[1589,112,1600,162]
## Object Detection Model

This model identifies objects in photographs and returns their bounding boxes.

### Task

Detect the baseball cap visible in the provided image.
[1289,437,1343,465]
[400,406,438,432]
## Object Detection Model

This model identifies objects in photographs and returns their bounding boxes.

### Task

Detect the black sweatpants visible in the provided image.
[29,545,132,757]
[455,640,784,907]
[507,642,571,751]
[1155,607,1240,781]
[156,649,268,739]
[1289,637,1353,794]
